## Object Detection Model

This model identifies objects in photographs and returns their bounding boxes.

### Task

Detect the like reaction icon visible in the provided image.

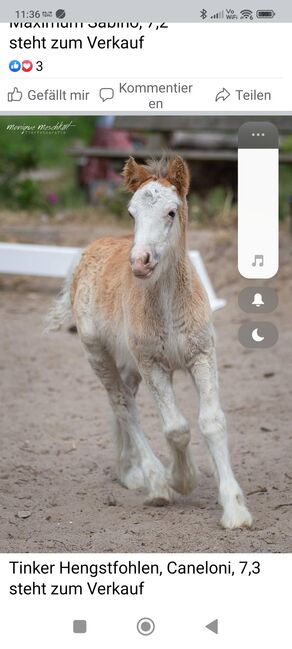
[8,60,33,72]
[7,87,23,102]
[9,60,21,72]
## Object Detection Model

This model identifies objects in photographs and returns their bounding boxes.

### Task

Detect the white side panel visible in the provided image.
[238,148,279,279]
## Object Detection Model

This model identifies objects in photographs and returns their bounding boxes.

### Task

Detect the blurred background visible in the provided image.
[0,115,292,231]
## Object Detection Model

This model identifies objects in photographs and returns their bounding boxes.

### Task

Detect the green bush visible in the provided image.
[0,116,95,211]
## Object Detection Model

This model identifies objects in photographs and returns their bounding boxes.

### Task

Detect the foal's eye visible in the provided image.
[168,210,176,218]
[128,210,134,219]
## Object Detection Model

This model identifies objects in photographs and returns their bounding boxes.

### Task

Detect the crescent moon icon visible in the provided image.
[252,328,265,342]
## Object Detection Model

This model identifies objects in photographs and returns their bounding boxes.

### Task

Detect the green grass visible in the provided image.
[0,116,96,210]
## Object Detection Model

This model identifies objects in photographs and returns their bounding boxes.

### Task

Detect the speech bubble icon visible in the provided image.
[99,87,114,102]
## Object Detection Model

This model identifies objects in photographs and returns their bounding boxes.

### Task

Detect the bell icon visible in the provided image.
[252,292,264,307]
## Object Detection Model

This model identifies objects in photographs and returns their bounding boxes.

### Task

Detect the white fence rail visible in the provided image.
[0,242,226,312]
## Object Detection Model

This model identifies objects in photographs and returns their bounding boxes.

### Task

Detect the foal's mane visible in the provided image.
[123,154,190,200]
[144,155,172,180]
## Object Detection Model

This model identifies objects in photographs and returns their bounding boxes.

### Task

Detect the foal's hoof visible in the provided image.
[119,466,145,490]
[167,461,197,495]
[168,471,197,495]
[144,487,173,507]
[220,504,253,530]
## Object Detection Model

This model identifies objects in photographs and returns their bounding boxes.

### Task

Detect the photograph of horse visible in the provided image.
[47,156,252,530]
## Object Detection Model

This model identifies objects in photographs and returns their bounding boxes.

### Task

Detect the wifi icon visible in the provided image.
[240,9,253,19]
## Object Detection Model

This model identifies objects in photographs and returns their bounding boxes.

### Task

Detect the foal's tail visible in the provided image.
[44,276,73,333]
[44,254,80,333]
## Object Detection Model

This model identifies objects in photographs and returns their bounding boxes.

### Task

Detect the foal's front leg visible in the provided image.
[189,347,252,529]
[137,361,197,495]
[84,342,172,506]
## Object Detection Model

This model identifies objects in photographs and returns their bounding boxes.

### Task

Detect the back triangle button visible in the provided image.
[206,619,218,634]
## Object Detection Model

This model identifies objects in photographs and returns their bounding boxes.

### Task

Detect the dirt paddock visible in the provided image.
[1,220,292,553]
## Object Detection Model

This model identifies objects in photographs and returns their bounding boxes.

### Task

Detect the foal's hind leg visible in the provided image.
[189,347,252,529]
[113,366,145,490]
[83,340,172,505]
[136,362,197,495]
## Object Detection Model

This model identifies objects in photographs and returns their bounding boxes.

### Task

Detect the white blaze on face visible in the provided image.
[129,181,181,277]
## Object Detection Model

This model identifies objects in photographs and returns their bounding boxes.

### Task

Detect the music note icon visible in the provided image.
[252,254,264,267]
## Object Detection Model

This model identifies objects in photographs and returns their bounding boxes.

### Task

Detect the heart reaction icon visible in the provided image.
[22,60,33,72]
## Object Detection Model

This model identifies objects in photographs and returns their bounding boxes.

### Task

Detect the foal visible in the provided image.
[48,155,252,529]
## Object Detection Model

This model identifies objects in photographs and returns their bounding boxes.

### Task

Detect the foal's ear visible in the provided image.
[167,156,190,197]
[122,157,152,192]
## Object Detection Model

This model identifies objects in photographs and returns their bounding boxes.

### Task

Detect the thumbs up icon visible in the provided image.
[7,87,23,102]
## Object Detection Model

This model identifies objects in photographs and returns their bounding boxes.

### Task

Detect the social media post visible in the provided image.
[1,19,291,112]
[0,113,291,645]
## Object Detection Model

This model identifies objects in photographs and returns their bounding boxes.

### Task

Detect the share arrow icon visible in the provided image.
[215,88,231,101]
[205,618,219,634]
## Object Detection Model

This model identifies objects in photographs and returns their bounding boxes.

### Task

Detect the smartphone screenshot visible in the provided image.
[0,2,291,647]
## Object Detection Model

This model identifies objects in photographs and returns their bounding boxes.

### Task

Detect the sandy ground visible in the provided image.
[1,219,292,553]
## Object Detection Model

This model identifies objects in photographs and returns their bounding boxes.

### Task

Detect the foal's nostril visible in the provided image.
[143,252,150,265]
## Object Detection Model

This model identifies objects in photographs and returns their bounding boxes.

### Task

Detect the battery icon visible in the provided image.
[256,10,276,18]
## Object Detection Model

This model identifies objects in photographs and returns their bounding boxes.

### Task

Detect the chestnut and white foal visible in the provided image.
[48,156,252,529]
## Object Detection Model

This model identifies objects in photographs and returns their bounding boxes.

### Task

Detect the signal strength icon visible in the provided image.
[210,9,225,19]
[240,9,253,19]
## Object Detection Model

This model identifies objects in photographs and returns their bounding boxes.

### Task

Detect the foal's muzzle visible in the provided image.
[130,250,158,279]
